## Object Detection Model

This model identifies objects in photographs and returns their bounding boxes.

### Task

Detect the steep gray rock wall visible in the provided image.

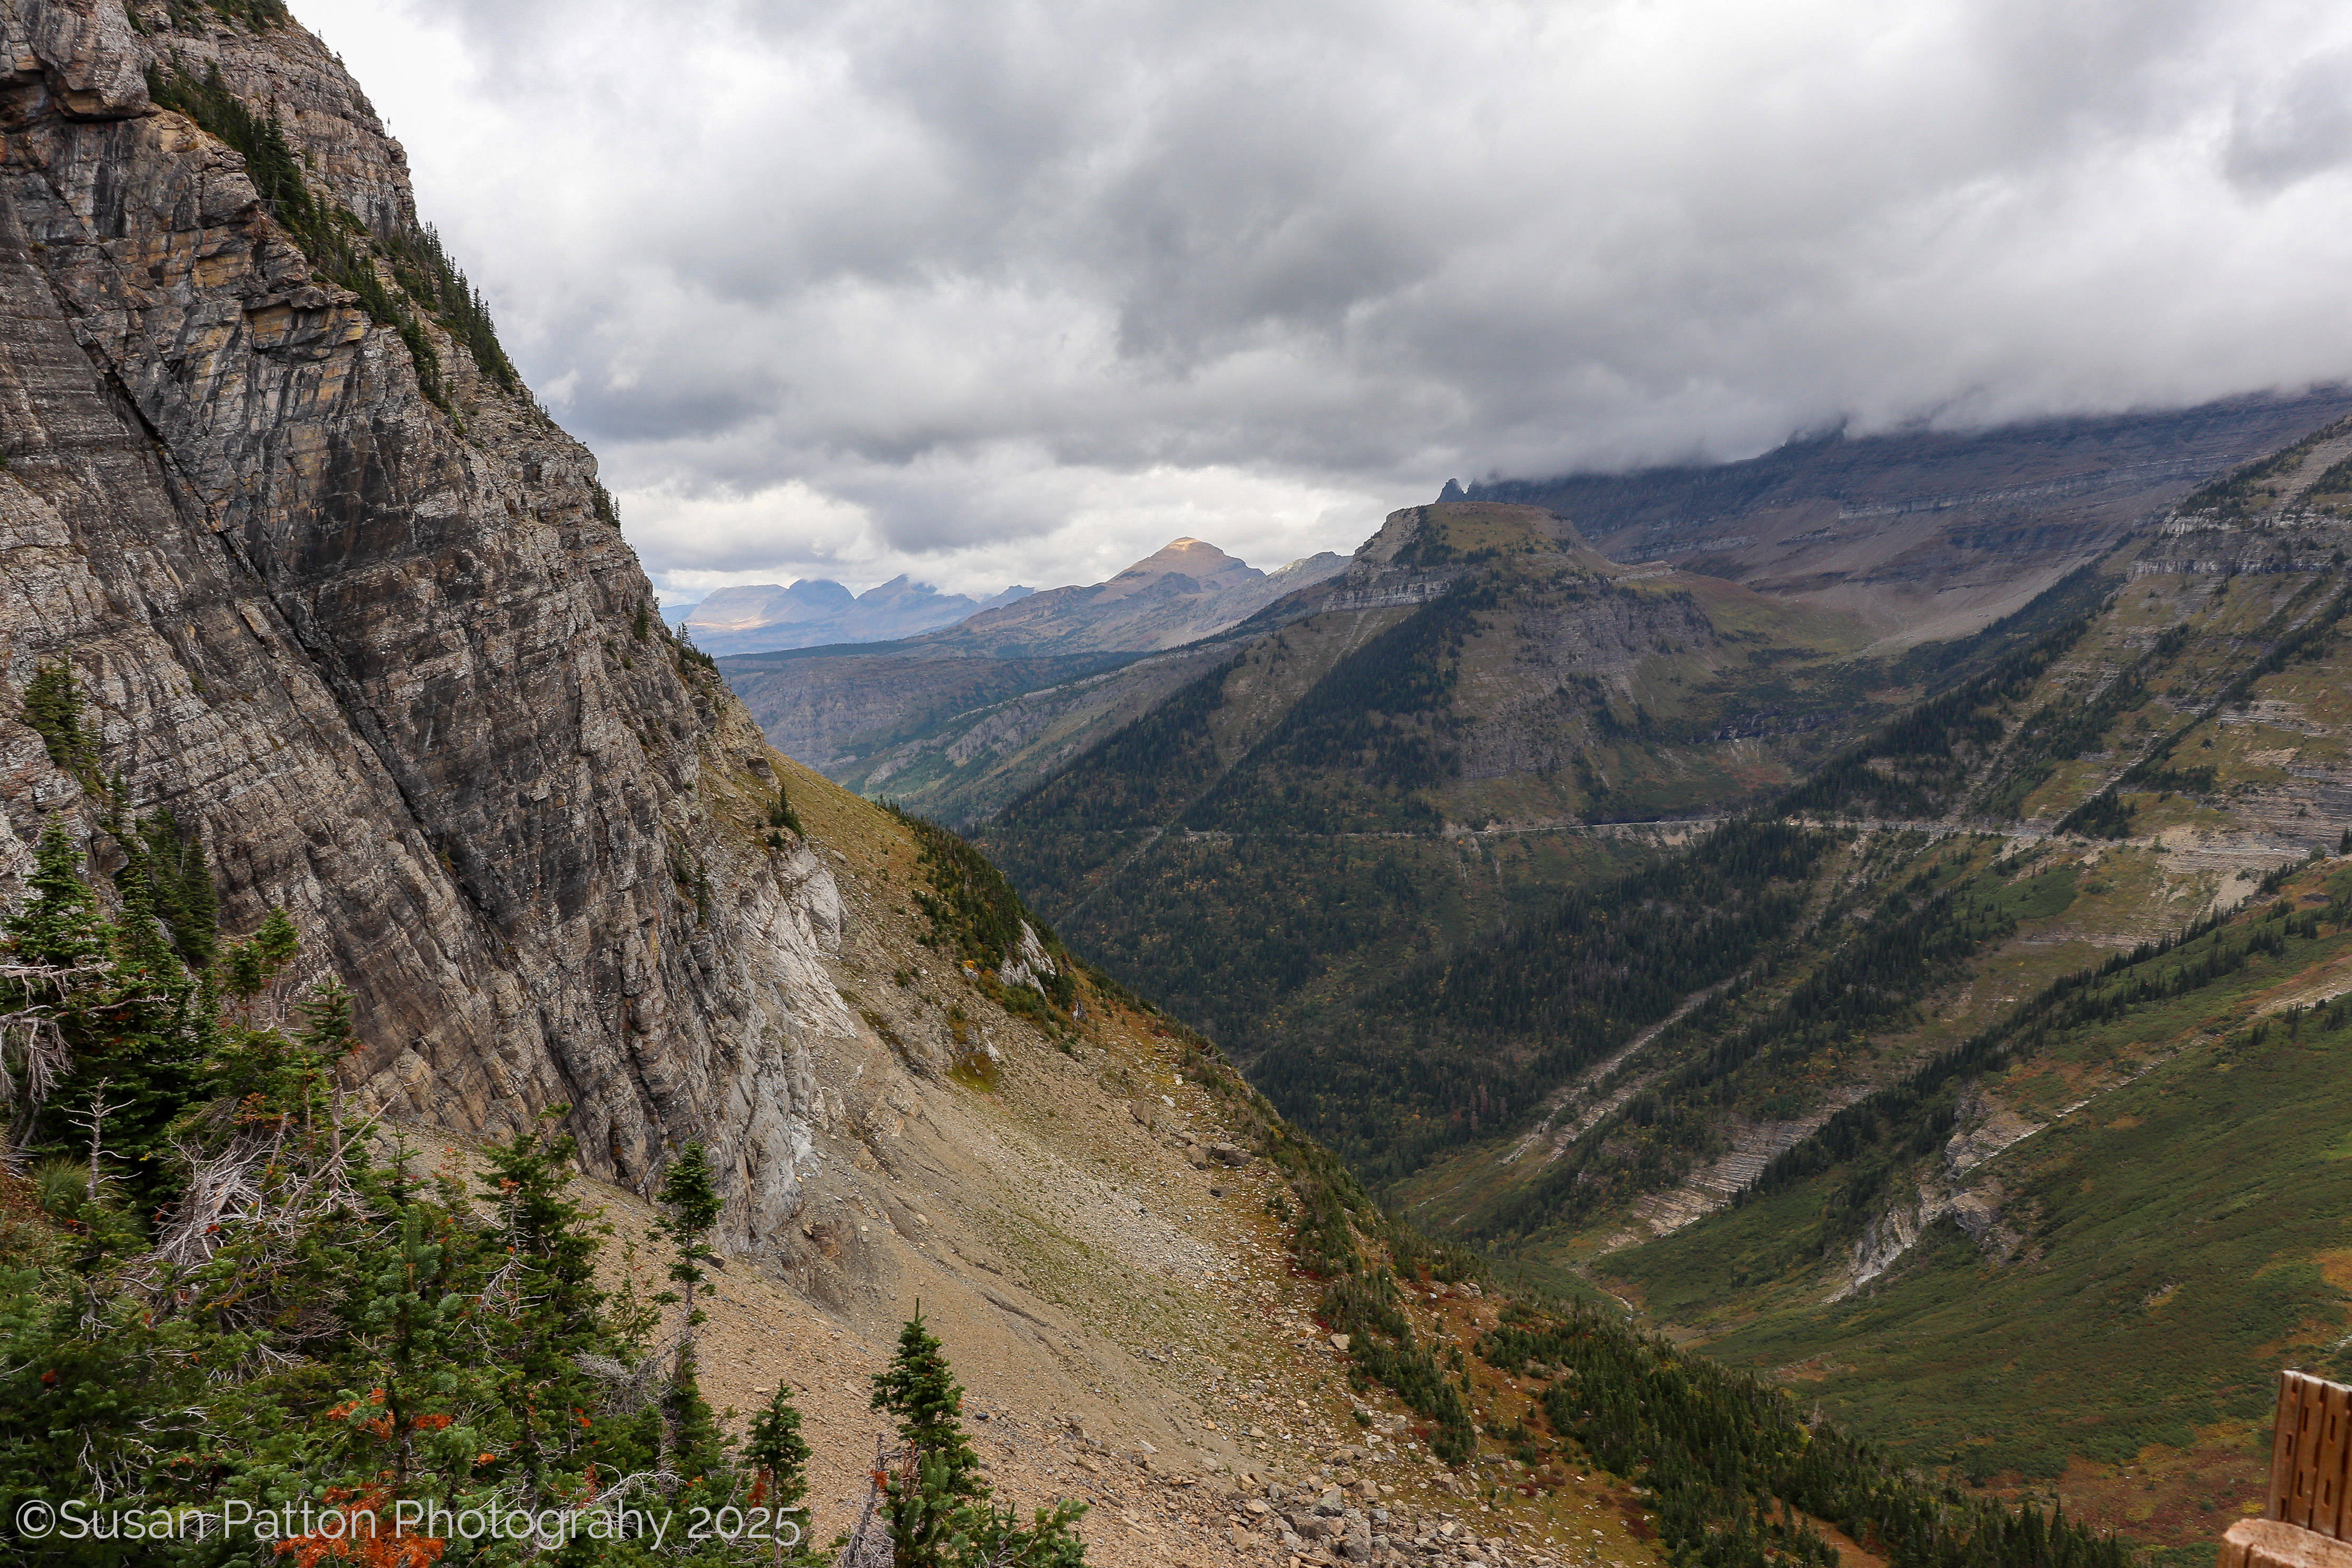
[0,0,848,1250]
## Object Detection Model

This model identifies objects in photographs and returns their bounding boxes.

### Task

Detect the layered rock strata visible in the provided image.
[0,0,844,1249]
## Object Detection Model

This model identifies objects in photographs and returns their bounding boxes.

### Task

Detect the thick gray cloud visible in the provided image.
[294,0,2352,600]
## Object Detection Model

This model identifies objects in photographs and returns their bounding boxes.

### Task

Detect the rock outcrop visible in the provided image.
[0,0,845,1249]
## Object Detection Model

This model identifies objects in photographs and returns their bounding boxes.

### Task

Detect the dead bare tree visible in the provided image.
[0,956,112,1166]
[69,1077,110,1203]
[835,1438,907,1568]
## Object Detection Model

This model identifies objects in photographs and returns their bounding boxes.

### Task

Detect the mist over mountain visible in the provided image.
[9,5,2352,1566]
[1460,386,2352,639]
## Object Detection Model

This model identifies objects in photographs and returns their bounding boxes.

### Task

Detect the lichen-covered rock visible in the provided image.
[0,0,848,1252]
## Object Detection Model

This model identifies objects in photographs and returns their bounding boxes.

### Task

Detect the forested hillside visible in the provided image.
[978,502,1944,1053]
[969,413,2352,1562]
[1395,434,2352,1555]
[976,503,2130,1088]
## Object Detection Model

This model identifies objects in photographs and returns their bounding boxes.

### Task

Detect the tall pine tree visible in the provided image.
[656,1140,726,1486]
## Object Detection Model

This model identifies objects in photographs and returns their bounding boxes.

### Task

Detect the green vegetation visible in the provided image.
[1601,864,2352,1504]
[976,549,2148,1225]
[143,57,518,412]
[988,832,1581,1063]
[2176,415,2352,520]
[1186,587,1495,834]
[768,782,806,838]
[0,817,853,1564]
[995,655,1238,836]
[1482,1306,2129,1568]
[378,222,520,392]
[1254,821,1827,1183]
[1318,1267,1478,1461]
[892,807,1078,1014]
[155,0,290,30]
[1780,594,2109,820]
[1977,623,2189,820]
[1461,841,2070,1239]
[3,818,208,1194]
[657,1143,729,1483]
[2060,578,2351,836]
[114,807,217,968]
[1228,995,2133,1568]
[1750,879,2347,1231]
[870,1309,1086,1568]
[21,662,97,784]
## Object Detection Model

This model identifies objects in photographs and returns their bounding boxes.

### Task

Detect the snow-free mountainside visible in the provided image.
[0,5,2343,1568]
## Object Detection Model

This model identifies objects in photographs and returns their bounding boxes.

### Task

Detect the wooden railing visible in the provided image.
[2221,1372,2352,1568]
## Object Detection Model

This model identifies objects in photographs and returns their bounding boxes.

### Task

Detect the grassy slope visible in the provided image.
[1329,524,2352,1566]
[1602,861,2352,1557]
[1389,541,2352,1248]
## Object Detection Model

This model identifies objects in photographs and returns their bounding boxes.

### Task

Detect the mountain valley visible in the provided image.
[0,4,2345,1568]
[723,539,1350,822]
[948,419,2352,1561]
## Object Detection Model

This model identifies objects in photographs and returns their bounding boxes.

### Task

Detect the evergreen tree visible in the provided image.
[0,821,105,1157]
[482,1109,610,1512]
[6,818,107,970]
[19,662,97,783]
[112,808,217,967]
[871,1307,982,1498]
[656,1141,726,1485]
[872,1312,1088,1568]
[748,1385,813,1564]
[3,817,204,1201]
[217,903,299,1013]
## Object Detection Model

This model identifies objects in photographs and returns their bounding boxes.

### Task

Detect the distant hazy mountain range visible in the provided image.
[727,384,2352,828]
[909,537,1348,658]
[676,536,1346,657]
[674,576,1035,654]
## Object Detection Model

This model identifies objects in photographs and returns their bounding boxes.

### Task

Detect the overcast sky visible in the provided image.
[293,0,2352,603]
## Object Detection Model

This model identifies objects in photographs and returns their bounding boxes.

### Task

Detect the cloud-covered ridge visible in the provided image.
[296,0,2352,596]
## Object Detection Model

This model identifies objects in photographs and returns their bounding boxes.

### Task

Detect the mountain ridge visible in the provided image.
[1463,387,2352,641]
[0,12,2235,1568]
[679,574,1023,653]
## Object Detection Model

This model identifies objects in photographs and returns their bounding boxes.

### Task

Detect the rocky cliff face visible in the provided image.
[0,0,848,1250]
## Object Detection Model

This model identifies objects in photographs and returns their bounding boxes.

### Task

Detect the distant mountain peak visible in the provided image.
[1113,537,1259,582]
[678,574,979,653]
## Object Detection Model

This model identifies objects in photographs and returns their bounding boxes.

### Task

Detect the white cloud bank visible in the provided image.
[293,0,2352,597]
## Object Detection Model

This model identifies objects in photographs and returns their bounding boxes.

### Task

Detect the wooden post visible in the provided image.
[2222,1371,2352,1568]
[2273,1372,2352,1537]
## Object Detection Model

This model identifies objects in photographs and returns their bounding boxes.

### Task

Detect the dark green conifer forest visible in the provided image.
[0,807,830,1564]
